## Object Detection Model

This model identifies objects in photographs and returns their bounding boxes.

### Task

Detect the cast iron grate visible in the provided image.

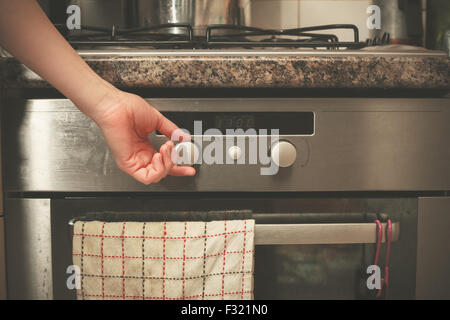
[56,23,367,50]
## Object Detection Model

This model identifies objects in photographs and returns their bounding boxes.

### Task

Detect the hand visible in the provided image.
[90,89,196,185]
[0,0,193,185]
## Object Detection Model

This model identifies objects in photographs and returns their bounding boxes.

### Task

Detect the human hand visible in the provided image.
[89,89,196,185]
[0,0,194,185]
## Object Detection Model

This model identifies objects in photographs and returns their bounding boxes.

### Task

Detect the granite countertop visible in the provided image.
[1,46,449,90]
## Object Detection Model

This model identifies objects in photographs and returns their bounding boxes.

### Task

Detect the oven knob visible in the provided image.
[228,146,242,161]
[174,142,200,166]
[271,141,297,168]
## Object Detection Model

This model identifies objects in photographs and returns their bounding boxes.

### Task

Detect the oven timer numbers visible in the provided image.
[225,304,268,316]
[215,115,256,132]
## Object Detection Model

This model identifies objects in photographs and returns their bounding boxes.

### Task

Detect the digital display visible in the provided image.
[158,112,314,135]
[214,115,256,132]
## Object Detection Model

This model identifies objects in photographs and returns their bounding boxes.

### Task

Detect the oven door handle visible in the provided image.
[254,222,399,245]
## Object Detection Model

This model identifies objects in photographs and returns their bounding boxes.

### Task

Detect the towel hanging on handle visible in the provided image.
[72,219,255,300]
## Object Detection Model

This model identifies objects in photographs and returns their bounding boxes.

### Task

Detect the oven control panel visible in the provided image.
[172,138,300,169]
[4,98,450,192]
[158,111,313,173]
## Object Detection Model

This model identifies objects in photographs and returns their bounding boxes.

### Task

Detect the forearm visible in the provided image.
[0,0,116,120]
[0,0,195,183]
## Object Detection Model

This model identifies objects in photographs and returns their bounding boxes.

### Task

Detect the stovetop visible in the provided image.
[74,46,446,57]
[60,23,373,50]
[57,23,448,58]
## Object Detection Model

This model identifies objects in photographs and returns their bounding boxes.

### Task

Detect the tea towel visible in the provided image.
[72,220,255,300]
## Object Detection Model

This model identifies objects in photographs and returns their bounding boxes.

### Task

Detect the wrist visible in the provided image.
[72,76,122,124]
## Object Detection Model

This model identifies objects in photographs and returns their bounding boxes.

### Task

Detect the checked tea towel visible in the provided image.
[72,220,255,300]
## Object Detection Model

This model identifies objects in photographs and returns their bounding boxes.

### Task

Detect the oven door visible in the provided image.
[22,195,417,300]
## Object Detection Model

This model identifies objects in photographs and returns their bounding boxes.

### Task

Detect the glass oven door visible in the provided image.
[48,195,417,300]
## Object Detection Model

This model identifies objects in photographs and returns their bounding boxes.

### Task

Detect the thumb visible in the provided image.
[154,109,179,138]
[154,110,191,142]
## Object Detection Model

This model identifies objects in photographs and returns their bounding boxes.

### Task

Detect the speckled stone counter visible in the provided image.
[1,48,449,90]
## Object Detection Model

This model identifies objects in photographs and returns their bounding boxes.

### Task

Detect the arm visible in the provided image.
[0,0,195,184]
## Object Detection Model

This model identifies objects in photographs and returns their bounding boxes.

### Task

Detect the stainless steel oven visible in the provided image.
[6,196,414,300]
[2,97,450,299]
[4,98,450,192]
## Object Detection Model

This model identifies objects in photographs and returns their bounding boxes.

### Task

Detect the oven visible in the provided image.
[6,196,412,300]
[2,97,450,299]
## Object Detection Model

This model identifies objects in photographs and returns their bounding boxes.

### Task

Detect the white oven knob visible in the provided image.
[228,146,242,161]
[174,142,200,166]
[271,141,297,168]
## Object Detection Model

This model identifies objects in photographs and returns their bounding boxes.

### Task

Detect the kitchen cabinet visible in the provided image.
[416,197,450,299]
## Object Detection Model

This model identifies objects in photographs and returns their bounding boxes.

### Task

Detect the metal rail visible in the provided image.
[254,222,399,245]
[69,212,400,245]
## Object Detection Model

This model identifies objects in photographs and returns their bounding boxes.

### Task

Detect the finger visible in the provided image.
[155,110,179,138]
[136,148,154,171]
[169,165,196,177]
[132,167,155,185]
[155,111,191,142]
[159,143,173,177]
[132,153,165,185]
[150,153,166,183]
[160,141,175,176]
[132,165,158,185]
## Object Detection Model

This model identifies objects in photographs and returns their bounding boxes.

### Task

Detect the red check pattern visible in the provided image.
[72,220,255,300]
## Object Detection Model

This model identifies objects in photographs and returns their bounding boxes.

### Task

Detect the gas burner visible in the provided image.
[205,24,365,49]
[58,23,367,50]
[59,23,195,49]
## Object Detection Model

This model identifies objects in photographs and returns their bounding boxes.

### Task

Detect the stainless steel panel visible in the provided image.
[3,98,450,192]
[254,222,399,245]
[4,199,53,300]
[0,77,2,213]
[0,112,6,299]
[0,217,6,300]
[416,197,450,299]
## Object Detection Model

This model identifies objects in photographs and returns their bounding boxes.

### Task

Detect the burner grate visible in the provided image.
[205,24,366,49]
[59,23,195,49]
[58,23,367,50]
